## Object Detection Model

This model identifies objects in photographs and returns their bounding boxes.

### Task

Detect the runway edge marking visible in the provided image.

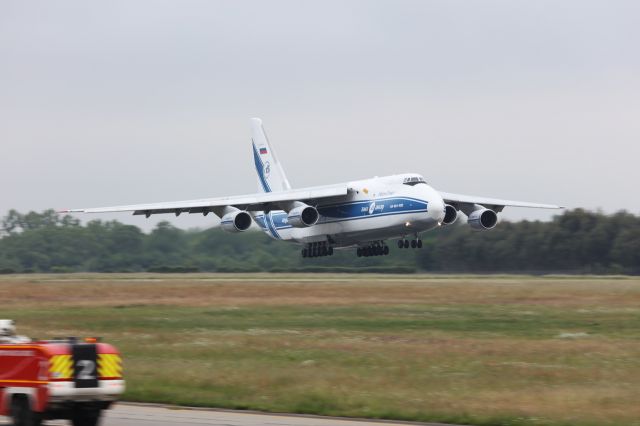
[116,401,470,426]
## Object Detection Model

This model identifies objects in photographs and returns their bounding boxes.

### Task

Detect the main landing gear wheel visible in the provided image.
[356,241,390,257]
[302,241,334,258]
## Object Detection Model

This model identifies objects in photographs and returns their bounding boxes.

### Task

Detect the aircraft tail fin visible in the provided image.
[251,118,292,193]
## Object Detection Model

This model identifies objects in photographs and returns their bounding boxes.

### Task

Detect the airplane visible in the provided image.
[62,118,563,258]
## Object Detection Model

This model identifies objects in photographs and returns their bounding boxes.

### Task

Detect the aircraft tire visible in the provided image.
[397,240,404,249]
[417,240,423,248]
[383,246,390,255]
[404,240,410,249]
[328,247,334,256]
[411,240,417,249]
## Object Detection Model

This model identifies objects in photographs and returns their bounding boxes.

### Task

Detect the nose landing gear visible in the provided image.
[398,236,423,250]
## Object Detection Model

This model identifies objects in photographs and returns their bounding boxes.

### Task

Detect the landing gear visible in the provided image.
[398,236,423,250]
[356,241,390,257]
[302,241,334,258]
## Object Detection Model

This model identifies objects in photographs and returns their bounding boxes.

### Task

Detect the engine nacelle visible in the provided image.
[220,210,253,233]
[442,204,458,226]
[287,205,319,228]
[467,208,498,231]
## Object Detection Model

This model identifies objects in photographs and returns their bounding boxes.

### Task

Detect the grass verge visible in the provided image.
[2,274,640,426]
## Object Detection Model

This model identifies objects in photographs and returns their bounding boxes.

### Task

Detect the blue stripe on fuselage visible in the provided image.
[254,215,268,230]
[267,212,281,239]
[255,212,281,239]
[317,197,427,224]
[255,197,428,233]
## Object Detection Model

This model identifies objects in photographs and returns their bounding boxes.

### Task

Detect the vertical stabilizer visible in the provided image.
[251,118,292,193]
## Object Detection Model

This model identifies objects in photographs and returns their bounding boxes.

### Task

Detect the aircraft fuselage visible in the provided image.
[252,174,446,248]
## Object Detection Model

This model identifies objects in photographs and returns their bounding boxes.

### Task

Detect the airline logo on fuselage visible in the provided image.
[363,201,385,215]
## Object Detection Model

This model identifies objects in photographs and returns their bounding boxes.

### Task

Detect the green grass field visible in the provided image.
[2,274,640,426]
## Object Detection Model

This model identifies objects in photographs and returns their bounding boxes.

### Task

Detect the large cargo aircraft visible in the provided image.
[63,119,562,258]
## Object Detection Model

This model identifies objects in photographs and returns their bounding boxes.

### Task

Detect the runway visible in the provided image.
[1,403,462,426]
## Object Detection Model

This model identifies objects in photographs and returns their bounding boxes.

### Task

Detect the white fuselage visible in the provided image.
[252,174,446,248]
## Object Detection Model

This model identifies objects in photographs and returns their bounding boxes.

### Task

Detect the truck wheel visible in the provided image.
[10,396,42,426]
[71,408,101,426]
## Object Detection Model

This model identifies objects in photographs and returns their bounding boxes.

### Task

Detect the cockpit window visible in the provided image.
[403,176,427,186]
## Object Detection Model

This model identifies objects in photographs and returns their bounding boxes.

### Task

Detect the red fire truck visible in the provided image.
[0,336,124,426]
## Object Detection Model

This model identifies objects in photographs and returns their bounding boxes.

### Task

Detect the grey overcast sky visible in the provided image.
[1,0,639,231]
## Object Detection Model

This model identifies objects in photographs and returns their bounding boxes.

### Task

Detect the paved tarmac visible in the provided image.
[1,403,461,426]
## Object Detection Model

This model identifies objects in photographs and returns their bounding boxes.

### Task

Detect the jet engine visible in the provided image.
[220,210,253,233]
[442,204,458,226]
[287,204,319,228]
[467,208,498,230]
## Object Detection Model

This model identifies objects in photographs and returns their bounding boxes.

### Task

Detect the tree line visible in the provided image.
[0,209,638,274]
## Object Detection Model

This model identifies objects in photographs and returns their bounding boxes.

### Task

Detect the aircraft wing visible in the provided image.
[61,184,349,217]
[439,191,563,212]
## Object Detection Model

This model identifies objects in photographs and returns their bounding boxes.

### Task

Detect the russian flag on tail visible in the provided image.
[259,147,268,155]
